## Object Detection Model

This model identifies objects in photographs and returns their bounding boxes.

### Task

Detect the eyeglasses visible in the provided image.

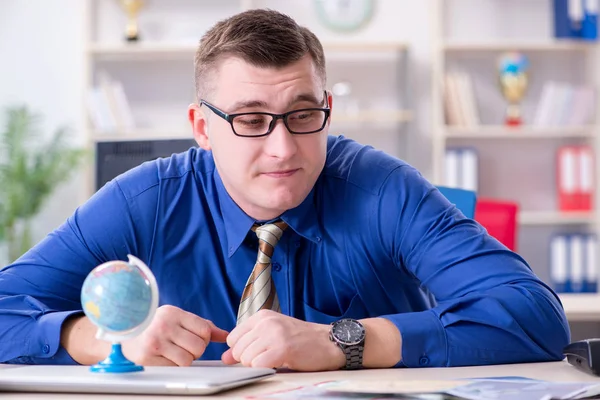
[199,94,331,138]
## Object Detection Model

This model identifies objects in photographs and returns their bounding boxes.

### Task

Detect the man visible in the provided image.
[0,9,569,371]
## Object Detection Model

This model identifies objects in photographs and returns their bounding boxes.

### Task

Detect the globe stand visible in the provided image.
[90,342,143,373]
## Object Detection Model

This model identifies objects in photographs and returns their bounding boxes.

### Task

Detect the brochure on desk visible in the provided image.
[253,377,600,400]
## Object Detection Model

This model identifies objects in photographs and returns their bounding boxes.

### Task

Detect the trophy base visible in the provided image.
[505,116,522,126]
[504,104,522,127]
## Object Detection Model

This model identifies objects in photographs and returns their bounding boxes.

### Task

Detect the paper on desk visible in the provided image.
[323,377,600,400]
[323,379,468,394]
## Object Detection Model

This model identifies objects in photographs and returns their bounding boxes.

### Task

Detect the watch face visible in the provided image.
[332,319,365,346]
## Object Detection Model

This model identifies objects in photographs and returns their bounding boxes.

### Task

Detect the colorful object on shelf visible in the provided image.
[557,145,595,212]
[81,254,159,373]
[498,52,529,126]
[475,198,519,252]
[550,233,598,293]
[553,0,598,41]
[437,186,477,219]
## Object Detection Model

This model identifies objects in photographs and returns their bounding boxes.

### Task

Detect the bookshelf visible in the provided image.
[431,0,600,322]
[82,0,413,198]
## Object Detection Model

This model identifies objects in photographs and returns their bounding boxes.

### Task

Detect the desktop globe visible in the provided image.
[81,254,159,373]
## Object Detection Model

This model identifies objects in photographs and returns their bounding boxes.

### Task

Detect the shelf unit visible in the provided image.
[431,0,600,321]
[83,0,413,197]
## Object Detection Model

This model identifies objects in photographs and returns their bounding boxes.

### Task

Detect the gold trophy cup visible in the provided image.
[498,52,529,126]
[119,0,145,42]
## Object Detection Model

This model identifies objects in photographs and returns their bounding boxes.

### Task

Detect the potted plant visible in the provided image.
[0,106,87,264]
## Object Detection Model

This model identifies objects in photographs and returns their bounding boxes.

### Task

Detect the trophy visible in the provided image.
[498,52,529,126]
[119,0,145,42]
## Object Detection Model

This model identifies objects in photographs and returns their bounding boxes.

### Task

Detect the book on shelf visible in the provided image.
[533,81,596,127]
[86,71,135,134]
[550,233,598,293]
[557,145,595,212]
[444,147,478,192]
[443,72,479,128]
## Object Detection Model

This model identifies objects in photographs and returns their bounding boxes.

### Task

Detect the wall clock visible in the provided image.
[314,0,375,32]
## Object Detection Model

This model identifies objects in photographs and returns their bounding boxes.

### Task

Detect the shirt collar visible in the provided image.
[214,169,324,258]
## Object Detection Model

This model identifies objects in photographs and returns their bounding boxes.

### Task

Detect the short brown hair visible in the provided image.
[194,9,326,101]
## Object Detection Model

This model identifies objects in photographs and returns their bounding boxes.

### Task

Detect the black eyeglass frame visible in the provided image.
[199,91,331,138]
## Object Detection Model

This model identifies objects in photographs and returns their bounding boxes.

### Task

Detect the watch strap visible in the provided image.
[343,343,364,370]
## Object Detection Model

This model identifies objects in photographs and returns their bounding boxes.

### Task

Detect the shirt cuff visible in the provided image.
[381,309,447,368]
[27,310,82,364]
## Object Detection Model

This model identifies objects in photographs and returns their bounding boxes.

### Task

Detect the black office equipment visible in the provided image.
[563,338,600,376]
[95,139,196,191]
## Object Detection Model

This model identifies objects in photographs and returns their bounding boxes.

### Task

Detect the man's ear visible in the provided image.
[188,103,211,150]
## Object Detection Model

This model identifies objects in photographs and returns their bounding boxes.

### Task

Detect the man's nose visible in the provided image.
[263,119,298,159]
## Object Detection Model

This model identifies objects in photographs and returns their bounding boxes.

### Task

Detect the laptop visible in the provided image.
[0,363,276,395]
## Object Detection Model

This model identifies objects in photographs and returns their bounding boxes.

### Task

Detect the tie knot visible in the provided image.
[252,220,288,249]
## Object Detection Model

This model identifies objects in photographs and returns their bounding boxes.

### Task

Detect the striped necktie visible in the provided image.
[236,220,287,325]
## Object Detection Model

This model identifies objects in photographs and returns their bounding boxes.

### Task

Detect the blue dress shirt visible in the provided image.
[0,135,570,367]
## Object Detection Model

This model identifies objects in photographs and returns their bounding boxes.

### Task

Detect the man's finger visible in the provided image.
[160,340,196,367]
[209,321,229,343]
[221,348,237,365]
[226,321,253,348]
[170,327,209,359]
[179,311,228,343]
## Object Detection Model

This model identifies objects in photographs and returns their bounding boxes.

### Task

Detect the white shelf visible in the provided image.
[88,41,409,59]
[443,40,596,52]
[560,293,600,321]
[445,125,598,139]
[92,129,193,142]
[333,109,413,123]
[518,211,596,226]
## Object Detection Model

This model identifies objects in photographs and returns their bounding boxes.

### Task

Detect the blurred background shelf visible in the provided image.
[561,294,600,321]
[92,129,193,142]
[445,126,598,139]
[88,41,410,59]
[443,40,597,52]
[518,211,596,226]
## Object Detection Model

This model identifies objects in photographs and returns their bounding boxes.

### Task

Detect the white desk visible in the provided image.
[1,360,599,399]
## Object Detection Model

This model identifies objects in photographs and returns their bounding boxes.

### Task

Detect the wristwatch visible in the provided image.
[329,318,366,370]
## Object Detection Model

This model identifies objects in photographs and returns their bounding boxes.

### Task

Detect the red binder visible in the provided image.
[557,146,580,211]
[474,198,519,251]
[557,145,595,212]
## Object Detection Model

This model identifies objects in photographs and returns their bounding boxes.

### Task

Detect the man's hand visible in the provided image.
[121,305,229,366]
[62,305,229,366]
[221,310,345,371]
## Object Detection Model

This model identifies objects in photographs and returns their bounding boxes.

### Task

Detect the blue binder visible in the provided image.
[582,0,598,40]
[554,0,582,38]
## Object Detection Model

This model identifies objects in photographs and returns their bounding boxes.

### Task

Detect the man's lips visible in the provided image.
[262,169,299,178]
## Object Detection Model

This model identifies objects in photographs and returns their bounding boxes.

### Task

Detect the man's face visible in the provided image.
[189,55,331,221]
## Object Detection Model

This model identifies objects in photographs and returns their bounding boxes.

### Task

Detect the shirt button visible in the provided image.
[272,262,282,272]
[316,236,321,242]
[419,356,429,366]
[294,240,301,248]
[42,344,50,354]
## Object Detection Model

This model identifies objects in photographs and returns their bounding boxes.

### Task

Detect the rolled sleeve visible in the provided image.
[382,310,447,368]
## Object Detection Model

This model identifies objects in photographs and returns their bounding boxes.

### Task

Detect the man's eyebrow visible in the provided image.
[228,99,269,113]
[228,93,323,113]
[286,93,322,108]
